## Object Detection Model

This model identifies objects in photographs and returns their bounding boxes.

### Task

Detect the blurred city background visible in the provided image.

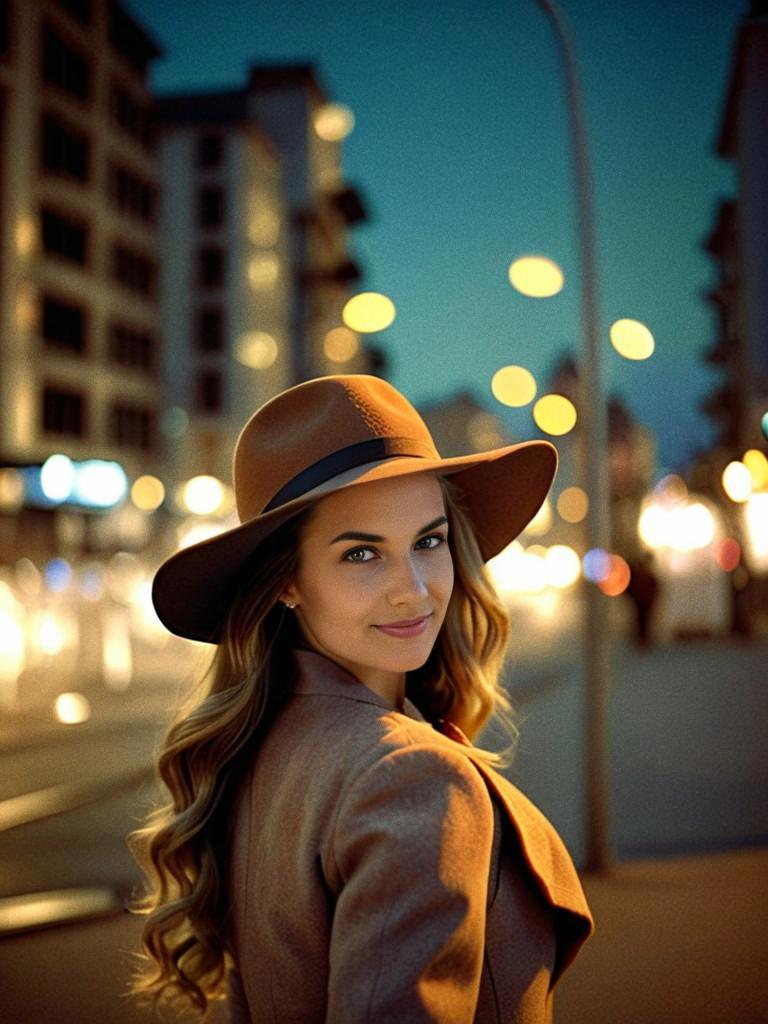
[0,0,766,1021]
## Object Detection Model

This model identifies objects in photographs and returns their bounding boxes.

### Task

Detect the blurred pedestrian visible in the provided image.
[626,554,660,647]
[128,374,593,1022]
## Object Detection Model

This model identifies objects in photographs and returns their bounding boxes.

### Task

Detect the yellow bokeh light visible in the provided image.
[467,412,504,452]
[491,365,537,407]
[533,394,577,436]
[313,103,355,142]
[544,545,581,588]
[557,486,589,523]
[508,256,564,298]
[236,331,279,369]
[742,449,768,490]
[131,475,165,511]
[54,692,91,725]
[609,318,655,360]
[722,461,752,503]
[248,254,280,289]
[15,215,37,257]
[248,206,280,247]
[182,475,226,516]
[15,282,38,331]
[324,326,359,363]
[342,292,396,333]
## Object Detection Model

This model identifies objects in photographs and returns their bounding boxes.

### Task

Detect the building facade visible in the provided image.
[0,0,162,483]
[157,64,370,487]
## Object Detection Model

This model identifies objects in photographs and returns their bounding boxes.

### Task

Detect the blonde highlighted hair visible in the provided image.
[127,473,516,1017]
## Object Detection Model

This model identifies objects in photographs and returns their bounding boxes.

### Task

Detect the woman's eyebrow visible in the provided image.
[329,514,448,545]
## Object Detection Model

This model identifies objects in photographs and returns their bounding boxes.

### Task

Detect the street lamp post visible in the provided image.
[533,0,613,872]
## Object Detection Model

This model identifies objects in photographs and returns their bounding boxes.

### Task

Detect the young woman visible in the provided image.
[129,373,593,1022]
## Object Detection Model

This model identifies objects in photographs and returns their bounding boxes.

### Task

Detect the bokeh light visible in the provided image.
[40,454,75,503]
[54,692,91,725]
[655,474,688,503]
[721,461,752,503]
[181,475,226,516]
[744,492,768,569]
[544,545,581,588]
[313,103,355,142]
[342,292,396,332]
[248,253,280,289]
[0,468,24,512]
[491,365,537,407]
[131,475,165,511]
[323,326,359,363]
[715,537,741,572]
[44,558,73,593]
[582,548,612,583]
[557,486,589,523]
[609,318,655,360]
[742,449,768,490]
[235,331,279,369]
[508,256,564,298]
[598,555,631,597]
[533,394,577,436]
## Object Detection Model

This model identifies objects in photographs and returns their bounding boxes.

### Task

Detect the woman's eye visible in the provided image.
[416,533,447,550]
[343,546,376,563]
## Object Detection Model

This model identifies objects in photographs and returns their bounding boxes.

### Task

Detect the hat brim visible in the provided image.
[152,439,557,643]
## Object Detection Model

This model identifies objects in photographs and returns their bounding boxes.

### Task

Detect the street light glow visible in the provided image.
[491,365,537,407]
[248,254,280,289]
[742,449,768,490]
[609,318,655,360]
[544,545,581,588]
[182,475,226,516]
[342,292,396,333]
[508,255,564,297]
[722,461,752,503]
[236,331,279,369]
[557,486,589,523]
[131,475,165,511]
[313,103,355,142]
[533,394,577,435]
[54,692,91,725]
[324,326,359,363]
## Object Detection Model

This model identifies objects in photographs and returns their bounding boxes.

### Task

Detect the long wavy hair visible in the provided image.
[126,473,516,1018]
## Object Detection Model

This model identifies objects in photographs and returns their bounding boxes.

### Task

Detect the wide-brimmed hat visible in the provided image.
[152,374,557,643]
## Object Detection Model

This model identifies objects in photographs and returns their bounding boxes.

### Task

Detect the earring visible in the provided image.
[282,600,296,609]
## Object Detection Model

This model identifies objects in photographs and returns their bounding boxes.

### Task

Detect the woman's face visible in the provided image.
[281,472,454,703]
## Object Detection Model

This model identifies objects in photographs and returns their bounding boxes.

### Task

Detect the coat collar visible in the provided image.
[291,646,428,723]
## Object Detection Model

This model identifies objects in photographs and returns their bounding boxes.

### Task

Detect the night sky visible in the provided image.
[125,0,745,472]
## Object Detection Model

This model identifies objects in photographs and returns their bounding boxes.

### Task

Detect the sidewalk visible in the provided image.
[1,847,766,1024]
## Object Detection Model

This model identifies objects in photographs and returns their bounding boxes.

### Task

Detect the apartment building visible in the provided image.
[0,0,163,488]
[156,63,369,486]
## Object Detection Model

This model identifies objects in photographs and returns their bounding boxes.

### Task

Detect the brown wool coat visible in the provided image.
[226,648,594,1023]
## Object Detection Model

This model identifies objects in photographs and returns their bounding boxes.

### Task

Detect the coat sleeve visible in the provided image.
[325,741,495,1023]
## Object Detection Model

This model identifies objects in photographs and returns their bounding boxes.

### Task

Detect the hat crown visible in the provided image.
[233,375,439,521]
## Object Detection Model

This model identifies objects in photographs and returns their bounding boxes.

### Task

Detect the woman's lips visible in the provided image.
[374,614,432,638]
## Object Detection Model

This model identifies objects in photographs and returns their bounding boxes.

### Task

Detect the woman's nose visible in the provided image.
[386,555,429,605]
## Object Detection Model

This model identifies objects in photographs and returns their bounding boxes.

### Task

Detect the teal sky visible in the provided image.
[126,0,744,471]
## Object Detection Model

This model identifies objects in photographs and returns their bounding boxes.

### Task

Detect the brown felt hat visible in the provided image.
[152,374,557,643]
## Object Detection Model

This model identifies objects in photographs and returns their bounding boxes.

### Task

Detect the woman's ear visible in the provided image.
[278,584,299,607]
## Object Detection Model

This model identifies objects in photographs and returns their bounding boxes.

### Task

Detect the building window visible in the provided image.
[110,82,153,149]
[198,246,225,289]
[42,384,86,436]
[197,185,225,229]
[111,243,155,297]
[195,370,223,413]
[1,0,12,62]
[41,111,90,182]
[107,161,155,223]
[41,294,87,353]
[196,308,225,352]
[41,206,88,264]
[197,134,223,168]
[108,3,155,76]
[41,23,90,102]
[56,0,92,26]
[108,321,154,371]
[109,402,154,451]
